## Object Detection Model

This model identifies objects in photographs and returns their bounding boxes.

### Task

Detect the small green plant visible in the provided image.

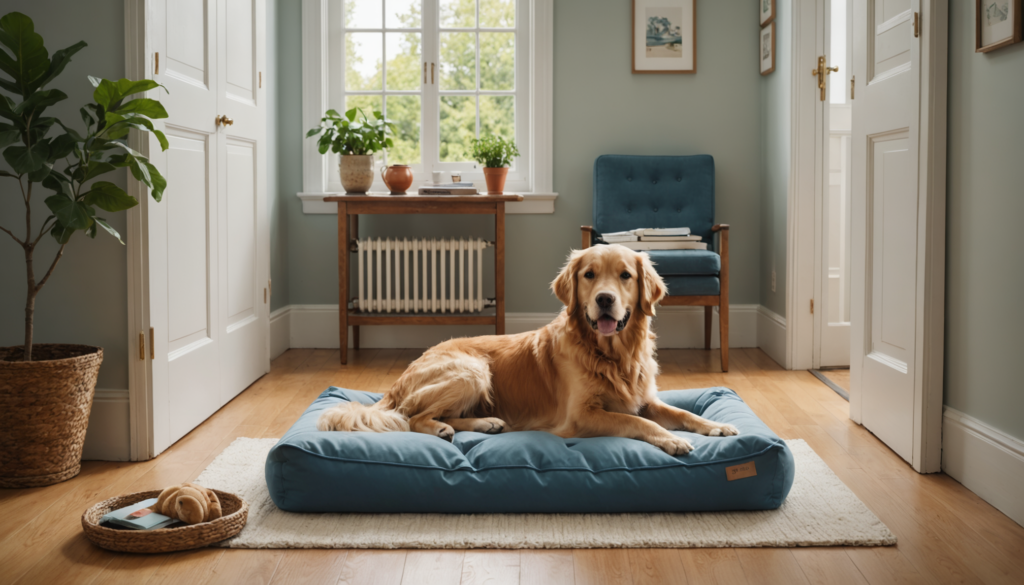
[306,107,395,156]
[0,12,169,361]
[471,135,519,168]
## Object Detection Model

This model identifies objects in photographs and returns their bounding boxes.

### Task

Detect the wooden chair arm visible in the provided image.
[712,224,730,232]
[581,226,595,249]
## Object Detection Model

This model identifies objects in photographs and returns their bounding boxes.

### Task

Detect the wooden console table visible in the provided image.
[325,194,524,364]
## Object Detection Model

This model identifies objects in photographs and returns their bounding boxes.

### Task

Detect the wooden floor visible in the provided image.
[818,369,851,393]
[2,348,1023,585]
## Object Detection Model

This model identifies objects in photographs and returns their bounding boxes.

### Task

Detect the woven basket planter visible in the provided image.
[82,489,248,553]
[0,344,103,488]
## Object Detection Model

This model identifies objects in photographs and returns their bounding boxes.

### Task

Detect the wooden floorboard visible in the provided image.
[1,348,1021,585]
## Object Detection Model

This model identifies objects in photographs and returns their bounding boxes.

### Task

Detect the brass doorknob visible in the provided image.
[216,115,234,127]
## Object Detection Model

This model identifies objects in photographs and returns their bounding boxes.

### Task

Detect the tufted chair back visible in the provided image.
[592,154,715,249]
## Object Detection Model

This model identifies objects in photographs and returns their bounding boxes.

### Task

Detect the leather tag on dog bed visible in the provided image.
[726,461,757,481]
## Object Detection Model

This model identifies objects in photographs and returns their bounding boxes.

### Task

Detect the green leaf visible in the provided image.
[113,97,168,119]
[50,219,74,244]
[83,181,138,212]
[0,12,49,95]
[94,218,124,244]
[47,132,77,161]
[0,94,19,123]
[345,108,357,122]
[29,40,86,92]
[42,170,73,197]
[93,78,166,110]
[2,139,49,174]
[28,160,51,182]
[306,127,323,138]
[0,122,19,148]
[13,88,68,117]
[0,77,19,94]
[83,161,116,182]
[45,193,94,230]
[145,161,166,202]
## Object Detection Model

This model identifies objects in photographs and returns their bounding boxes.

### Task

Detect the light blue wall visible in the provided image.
[0,0,129,390]
[276,0,764,311]
[268,0,289,311]
[759,1,790,318]
[944,1,1024,441]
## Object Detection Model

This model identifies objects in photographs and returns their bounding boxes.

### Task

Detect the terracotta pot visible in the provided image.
[339,154,374,193]
[380,164,414,195]
[0,344,103,488]
[483,167,509,195]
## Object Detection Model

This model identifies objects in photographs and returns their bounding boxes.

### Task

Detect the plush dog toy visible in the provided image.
[154,483,223,525]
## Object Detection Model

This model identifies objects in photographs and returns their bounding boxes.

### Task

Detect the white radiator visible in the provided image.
[355,238,493,313]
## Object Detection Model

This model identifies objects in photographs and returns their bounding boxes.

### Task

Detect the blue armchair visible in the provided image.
[581,155,730,371]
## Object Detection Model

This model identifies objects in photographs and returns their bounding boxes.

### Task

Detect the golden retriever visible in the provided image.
[317,244,739,454]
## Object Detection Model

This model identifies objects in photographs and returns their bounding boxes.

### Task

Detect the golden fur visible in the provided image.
[317,244,739,454]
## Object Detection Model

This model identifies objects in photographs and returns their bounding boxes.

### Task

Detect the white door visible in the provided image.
[147,0,268,453]
[849,0,945,472]
[816,0,853,368]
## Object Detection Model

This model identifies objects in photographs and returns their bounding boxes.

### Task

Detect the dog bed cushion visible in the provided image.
[265,387,795,513]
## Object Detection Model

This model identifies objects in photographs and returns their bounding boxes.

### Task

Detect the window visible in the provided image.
[301,0,554,212]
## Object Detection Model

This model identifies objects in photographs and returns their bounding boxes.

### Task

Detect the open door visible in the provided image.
[849,0,946,472]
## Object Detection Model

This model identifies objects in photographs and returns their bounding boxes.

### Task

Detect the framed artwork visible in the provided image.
[632,0,696,74]
[976,0,1022,52]
[760,22,775,75]
[759,0,776,27]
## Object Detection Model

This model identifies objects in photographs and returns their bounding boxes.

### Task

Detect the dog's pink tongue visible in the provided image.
[597,316,618,335]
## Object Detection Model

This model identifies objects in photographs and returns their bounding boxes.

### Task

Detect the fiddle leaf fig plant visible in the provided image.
[306,107,395,155]
[0,12,169,361]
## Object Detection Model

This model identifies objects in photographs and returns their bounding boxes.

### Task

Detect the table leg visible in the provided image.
[495,202,506,335]
[338,202,349,365]
[351,214,359,350]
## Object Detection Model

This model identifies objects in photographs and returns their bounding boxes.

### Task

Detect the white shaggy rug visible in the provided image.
[195,438,895,549]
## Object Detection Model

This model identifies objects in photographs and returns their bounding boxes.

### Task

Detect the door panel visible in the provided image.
[872,1,912,77]
[226,0,256,104]
[166,0,209,86]
[226,140,256,325]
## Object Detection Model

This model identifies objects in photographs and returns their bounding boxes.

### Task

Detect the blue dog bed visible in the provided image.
[265,387,795,513]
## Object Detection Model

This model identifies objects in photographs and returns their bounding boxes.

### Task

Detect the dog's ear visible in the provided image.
[636,252,666,317]
[552,250,583,314]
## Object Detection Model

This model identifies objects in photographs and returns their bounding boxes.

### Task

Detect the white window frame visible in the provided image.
[298,0,555,214]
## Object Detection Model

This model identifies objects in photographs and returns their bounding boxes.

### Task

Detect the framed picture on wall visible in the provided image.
[760,0,776,27]
[976,0,1022,52]
[632,0,696,74]
[760,22,775,75]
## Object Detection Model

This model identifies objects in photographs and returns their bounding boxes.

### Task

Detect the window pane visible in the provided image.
[346,33,383,91]
[386,95,421,164]
[479,95,513,144]
[345,94,384,121]
[440,0,476,28]
[385,32,421,90]
[479,33,514,90]
[440,32,477,90]
[479,0,514,28]
[345,0,382,28]
[386,0,421,28]
[440,95,476,162]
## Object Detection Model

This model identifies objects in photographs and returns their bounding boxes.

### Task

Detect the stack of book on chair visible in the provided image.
[418,182,479,195]
[601,228,707,250]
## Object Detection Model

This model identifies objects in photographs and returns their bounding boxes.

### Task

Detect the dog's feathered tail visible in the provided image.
[315,401,410,433]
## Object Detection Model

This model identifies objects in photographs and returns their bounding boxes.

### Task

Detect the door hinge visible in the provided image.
[851,75,855,100]
[259,71,262,88]
[154,52,159,75]
[264,288,268,304]
[138,332,145,360]
[269,278,272,297]
[149,327,155,359]
[810,299,815,314]
[913,12,920,38]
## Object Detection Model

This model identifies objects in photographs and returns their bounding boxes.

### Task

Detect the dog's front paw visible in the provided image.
[437,423,455,442]
[656,435,694,456]
[476,417,506,434]
[708,423,740,437]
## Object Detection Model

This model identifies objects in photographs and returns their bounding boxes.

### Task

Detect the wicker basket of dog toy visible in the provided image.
[81,484,247,553]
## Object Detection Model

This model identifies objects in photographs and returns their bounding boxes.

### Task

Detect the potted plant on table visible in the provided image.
[0,12,168,488]
[471,135,519,195]
[306,107,396,193]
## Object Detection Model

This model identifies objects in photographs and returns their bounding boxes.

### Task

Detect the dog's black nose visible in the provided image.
[596,293,616,310]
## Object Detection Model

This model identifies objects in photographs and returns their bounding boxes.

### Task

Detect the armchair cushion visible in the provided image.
[647,249,721,276]
[593,154,715,244]
[663,276,720,296]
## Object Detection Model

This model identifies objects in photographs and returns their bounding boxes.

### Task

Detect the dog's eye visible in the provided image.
[584,271,595,279]
[620,271,631,280]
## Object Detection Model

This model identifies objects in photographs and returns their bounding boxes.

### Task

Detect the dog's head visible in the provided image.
[552,245,667,336]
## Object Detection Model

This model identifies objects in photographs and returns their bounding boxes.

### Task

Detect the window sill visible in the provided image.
[296,192,557,215]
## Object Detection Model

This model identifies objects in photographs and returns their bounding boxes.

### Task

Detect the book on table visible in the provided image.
[619,241,708,251]
[417,182,478,195]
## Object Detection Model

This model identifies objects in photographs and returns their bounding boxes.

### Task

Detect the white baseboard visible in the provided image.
[942,407,1024,527]
[82,389,131,461]
[756,305,788,367]
[281,304,761,350]
[270,306,291,359]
